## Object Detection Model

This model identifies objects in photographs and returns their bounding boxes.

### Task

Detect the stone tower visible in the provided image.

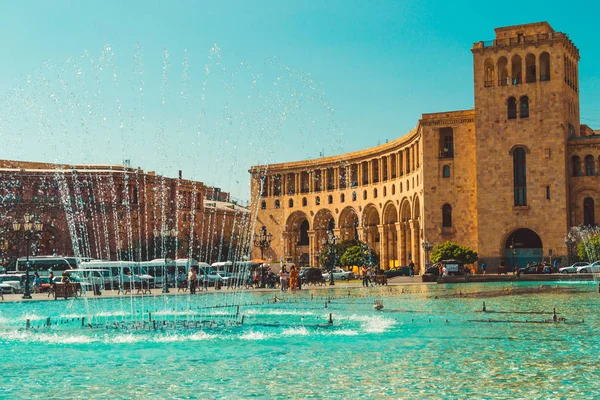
[471,22,580,267]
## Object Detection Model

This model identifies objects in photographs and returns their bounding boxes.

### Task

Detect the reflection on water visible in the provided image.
[2,282,600,398]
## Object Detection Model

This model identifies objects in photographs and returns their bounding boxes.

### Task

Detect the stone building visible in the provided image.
[249,22,598,273]
[0,159,250,265]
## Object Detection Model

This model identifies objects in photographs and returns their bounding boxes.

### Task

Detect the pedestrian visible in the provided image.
[188,266,197,294]
[409,261,415,278]
[481,263,487,275]
[289,265,298,291]
[33,272,41,294]
[366,267,373,287]
[361,266,368,287]
[553,259,559,272]
[280,266,288,291]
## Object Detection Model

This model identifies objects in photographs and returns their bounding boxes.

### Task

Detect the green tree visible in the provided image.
[430,241,478,264]
[577,234,600,262]
[339,243,379,268]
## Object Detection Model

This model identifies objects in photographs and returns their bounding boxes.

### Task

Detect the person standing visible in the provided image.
[188,267,197,294]
[409,263,414,278]
[481,263,487,275]
[33,272,41,294]
[280,266,288,291]
[361,266,369,287]
[289,265,299,291]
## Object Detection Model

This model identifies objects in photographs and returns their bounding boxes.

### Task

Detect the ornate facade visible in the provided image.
[249,22,598,273]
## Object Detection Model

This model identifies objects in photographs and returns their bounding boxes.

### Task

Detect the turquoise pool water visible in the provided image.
[1,282,599,399]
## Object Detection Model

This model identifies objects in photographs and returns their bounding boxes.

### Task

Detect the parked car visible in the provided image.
[426,260,465,276]
[322,268,353,281]
[559,262,589,274]
[0,274,22,293]
[301,268,326,286]
[577,261,600,273]
[385,266,410,278]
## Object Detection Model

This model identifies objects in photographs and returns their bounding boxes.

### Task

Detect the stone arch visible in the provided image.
[313,208,336,265]
[284,211,310,265]
[381,201,398,269]
[502,227,543,272]
[361,204,380,255]
[338,206,359,242]
[398,198,412,266]
[573,187,600,226]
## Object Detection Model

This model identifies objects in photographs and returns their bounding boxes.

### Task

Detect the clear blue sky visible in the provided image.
[0,1,598,201]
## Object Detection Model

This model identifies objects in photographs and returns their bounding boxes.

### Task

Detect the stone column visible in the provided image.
[409,219,420,273]
[282,232,290,260]
[356,227,365,243]
[308,230,316,266]
[378,224,387,269]
[395,222,404,266]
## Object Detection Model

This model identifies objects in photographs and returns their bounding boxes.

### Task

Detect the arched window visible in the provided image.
[340,193,345,203]
[497,57,509,86]
[484,58,495,87]
[391,185,396,195]
[352,192,357,201]
[572,156,582,177]
[511,55,522,85]
[513,147,527,206]
[520,96,529,118]
[507,97,517,119]
[584,197,595,226]
[525,53,536,83]
[302,197,307,207]
[373,188,378,198]
[539,52,550,81]
[442,204,452,228]
[383,186,387,196]
[274,200,280,209]
[585,155,595,176]
[328,195,333,204]
[289,199,294,208]
[315,196,320,205]
[568,123,576,138]
[261,200,267,210]
[363,190,367,200]
[443,165,451,178]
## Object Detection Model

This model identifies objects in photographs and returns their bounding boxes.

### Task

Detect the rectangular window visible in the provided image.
[546,186,550,200]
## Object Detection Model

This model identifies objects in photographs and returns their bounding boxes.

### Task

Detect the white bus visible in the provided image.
[80,260,154,290]
[14,256,94,277]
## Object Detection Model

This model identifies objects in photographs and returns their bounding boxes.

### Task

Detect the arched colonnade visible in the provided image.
[281,195,424,272]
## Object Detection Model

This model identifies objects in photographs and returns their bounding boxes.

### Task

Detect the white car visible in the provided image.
[322,268,353,281]
[559,262,589,274]
[0,274,26,293]
[577,261,600,274]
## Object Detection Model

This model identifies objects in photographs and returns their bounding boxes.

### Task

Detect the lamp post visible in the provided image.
[422,240,433,271]
[12,213,44,299]
[154,221,178,294]
[253,226,272,260]
[564,232,576,267]
[322,230,339,286]
[509,244,517,273]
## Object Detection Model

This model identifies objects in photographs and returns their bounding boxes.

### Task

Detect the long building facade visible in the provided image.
[0,160,251,266]
[249,22,598,273]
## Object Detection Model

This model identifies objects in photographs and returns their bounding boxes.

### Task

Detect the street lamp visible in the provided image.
[12,213,44,299]
[422,240,433,271]
[154,221,178,294]
[564,232,577,267]
[253,226,272,260]
[322,230,339,286]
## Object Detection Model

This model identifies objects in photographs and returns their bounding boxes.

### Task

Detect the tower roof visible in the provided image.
[494,22,554,39]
